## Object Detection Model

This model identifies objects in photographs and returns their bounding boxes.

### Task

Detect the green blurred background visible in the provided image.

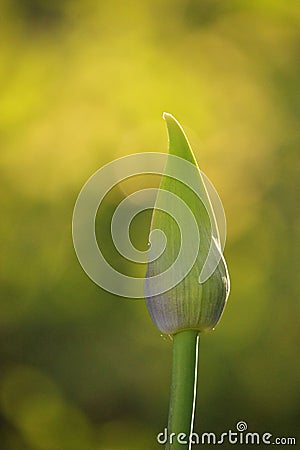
[1,0,299,448]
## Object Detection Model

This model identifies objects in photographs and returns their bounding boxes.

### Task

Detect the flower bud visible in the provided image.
[144,113,230,335]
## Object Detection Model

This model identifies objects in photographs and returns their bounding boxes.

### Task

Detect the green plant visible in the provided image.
[145,114,230,449]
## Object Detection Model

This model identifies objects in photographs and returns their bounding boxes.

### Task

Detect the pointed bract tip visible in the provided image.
[162,112,177,122]
[162,112,184,131]
[163,111,171,119]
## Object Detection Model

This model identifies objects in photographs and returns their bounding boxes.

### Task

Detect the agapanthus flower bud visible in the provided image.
[144,113,230,335]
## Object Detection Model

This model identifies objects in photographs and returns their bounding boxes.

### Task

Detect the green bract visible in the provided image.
[145,113,230,335]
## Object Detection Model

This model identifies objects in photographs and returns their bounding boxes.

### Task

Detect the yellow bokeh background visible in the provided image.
[0,0,299,448]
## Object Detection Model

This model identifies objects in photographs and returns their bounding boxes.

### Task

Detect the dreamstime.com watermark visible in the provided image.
[157,421,296,446]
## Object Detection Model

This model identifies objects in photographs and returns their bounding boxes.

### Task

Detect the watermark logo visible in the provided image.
[72,152,227,298]
[236,420,248,432]
[157,421,296,446]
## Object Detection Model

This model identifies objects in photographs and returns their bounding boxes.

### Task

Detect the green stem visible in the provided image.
[166,330,200,450]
